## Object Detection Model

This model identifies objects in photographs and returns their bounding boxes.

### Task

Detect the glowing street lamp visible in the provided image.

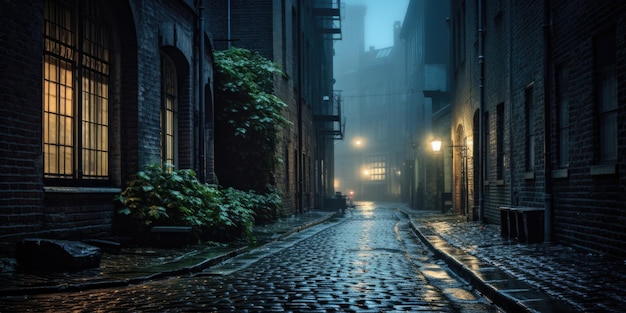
[353,137,364,148]
[430,138,442,152]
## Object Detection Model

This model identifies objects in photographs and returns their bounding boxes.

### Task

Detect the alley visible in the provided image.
[0,203,499,312]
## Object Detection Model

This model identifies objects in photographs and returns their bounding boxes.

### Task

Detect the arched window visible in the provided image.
[161,54,178,169]
[43,0,110,183]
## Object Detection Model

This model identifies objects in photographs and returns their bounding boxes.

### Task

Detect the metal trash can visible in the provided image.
[500,206,510,237]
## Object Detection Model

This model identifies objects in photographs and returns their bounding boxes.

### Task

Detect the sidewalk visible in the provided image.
[401,207,626,313]
[0,210,338,296]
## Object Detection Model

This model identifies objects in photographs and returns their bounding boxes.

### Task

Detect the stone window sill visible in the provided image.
[44,186,122,194]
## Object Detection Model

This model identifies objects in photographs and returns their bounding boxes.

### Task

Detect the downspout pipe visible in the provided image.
[542,0,553,242]
[508,3,515,206]
[478,0,485,222]
[296,2,303,214]
[227,0,231,49]
[198,0,206,183]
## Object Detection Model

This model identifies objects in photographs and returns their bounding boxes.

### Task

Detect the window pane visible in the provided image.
[43,0,109,180]
[161,55,178,168]
[600,111,617,161]
[598,69,617,112]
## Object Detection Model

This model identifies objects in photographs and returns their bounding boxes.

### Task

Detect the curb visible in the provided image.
[407,220,535,313]
[0,212,340,297]
[398,209,536,313]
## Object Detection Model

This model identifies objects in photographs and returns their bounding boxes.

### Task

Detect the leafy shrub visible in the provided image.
[115,164,268,243]
[253,185,285,224]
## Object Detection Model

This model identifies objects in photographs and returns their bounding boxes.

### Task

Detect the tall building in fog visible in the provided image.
[334,4,408,201]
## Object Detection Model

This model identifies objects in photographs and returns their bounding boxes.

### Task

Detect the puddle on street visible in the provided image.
[442,287,478,301]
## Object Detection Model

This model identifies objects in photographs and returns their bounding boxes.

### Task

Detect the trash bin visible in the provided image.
[502,207,545,243]
[516,207,545,243]
[324,192,347,213]
[500,206,510,237]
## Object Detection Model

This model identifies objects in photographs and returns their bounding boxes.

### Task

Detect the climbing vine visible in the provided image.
[213,47,291,193]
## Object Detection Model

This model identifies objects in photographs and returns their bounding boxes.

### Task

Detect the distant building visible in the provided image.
[448,0,626,257]
[400,0,451,212]
[334,4,408,202]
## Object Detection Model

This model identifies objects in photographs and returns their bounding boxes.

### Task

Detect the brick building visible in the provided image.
[0,0,215,254]
[448,0,626,257]
[400,0,451,212]
[0,0,341,254]
[206,0,342,214]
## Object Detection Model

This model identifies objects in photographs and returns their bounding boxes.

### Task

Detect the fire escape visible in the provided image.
[314,93,345,139]
[313,0,343,139]
[313,0,342,41]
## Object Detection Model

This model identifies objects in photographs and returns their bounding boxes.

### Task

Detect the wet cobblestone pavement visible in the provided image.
[2,202,623,312]
[0,203,499,312]
[405,209,626,313]
[0,211,335,295]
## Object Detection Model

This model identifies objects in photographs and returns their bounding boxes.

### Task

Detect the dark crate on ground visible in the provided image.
[16,238,102,272]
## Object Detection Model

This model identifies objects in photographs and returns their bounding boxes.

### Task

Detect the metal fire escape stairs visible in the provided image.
[313,0,344,139]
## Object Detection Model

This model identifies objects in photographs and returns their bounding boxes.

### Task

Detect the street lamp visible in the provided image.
[430,138,442,152]
[430,137,472,217]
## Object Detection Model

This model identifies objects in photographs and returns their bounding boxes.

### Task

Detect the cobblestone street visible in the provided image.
[0,203,499,312]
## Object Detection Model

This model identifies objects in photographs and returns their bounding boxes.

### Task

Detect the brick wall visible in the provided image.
[547,1,626,256]
[0,0,45,253]
[452,0,626,257]
[208,0,326,215]
[0,0,215,254]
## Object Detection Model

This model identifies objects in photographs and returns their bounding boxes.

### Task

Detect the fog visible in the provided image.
[333,0,450,202]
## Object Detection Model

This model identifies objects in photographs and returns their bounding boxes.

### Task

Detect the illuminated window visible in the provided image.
[365,155,387,181]
[161,54,178,168]
[43,0,109,181]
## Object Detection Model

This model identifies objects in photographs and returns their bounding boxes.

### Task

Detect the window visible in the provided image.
[484,111,489,180]
[525,86,535,171]
[161,54,178,168]
[496,103,504,179]
[595,29,617,162]
[557,66,569,167]
[364,154,386,181]
[453,1,466,69]
[43,0,110,182]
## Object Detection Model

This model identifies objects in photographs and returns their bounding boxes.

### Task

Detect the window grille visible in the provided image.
[43,0,110,181]
[161,54,178,169]
[365,154,387,181]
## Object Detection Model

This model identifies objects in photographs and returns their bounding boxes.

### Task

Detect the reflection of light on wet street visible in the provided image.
[351,281,370,293]
[355,201,375,217]
[442,287,478,301]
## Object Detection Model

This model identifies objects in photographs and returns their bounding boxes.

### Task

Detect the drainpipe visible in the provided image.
[227,0,231,49]
[478,0,485,222]
[198,0,206,183]
[508,0,515,207]
[296,2,303,214]
[542,0,553,242]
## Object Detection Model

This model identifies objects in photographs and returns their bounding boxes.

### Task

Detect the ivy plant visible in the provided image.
[213,47,291,194]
